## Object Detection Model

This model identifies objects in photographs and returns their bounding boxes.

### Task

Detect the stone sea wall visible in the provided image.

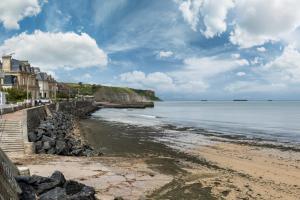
[25,101,98,133]
[25,101,100,156]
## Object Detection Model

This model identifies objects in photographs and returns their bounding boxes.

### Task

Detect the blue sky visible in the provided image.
[1,0,300,100]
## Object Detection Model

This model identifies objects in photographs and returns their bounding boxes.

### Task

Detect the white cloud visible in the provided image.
[0,30,108,71]
[230,0,300,48]
[0,0,45,30]
[250,57,261,65]
[119,54,247,94]
[257,47,266,52]
[201,0,234,38]
[227,45,300,93]
[158,51,174,58]
[120,71,175,92]
[231,53,240,59]
[179,0,203,31]
[178,0,300,48]
[236,71,246,77]
[170,55,248,81]
[261,45,300,83]
[178,0,233,38]
[120,70,209,93]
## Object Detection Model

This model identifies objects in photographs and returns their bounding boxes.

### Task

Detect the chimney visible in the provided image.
[2,55,12,72]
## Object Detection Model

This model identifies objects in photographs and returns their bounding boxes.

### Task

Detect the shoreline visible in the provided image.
[11,116,300,199]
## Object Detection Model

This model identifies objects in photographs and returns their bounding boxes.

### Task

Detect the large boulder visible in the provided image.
[50,171,66,186]
[39,187,67,200]
[68,186,96,200]
[64,180,84,195]
[18,181,37,200]
[16,175,60,195]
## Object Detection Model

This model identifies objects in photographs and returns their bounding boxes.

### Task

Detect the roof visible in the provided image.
[36,72,48,81]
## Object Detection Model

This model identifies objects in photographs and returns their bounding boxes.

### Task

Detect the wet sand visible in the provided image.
[12,118,300,200]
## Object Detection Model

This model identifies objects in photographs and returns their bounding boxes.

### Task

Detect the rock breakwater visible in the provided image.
[16,171,96,200]
[28,111,100,156]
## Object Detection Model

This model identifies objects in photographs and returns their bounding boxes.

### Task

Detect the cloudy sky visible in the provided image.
[0,0,300,100]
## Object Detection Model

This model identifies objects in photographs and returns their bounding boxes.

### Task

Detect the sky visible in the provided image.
[0,0,300,100]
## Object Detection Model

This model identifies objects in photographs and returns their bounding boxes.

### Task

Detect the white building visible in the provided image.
[36,72,50,99]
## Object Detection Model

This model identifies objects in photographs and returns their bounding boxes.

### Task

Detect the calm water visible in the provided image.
[92,101,300,146]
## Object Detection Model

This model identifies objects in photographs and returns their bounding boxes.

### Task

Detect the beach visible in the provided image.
[12,117,300,200]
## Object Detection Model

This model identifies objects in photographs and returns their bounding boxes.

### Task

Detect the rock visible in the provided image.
[18,181,37,200]
[28,132,37,142]
[41,135,55,143]
[64,180,84,195]
[39,187,67,200]
[70,148,83,156]
[16,175,60,195]
[56,140,68,155]
[43,141,51,151]
[68,186,96,200]
[50,171,66,186]
[35,141,43,152]
[47,148,56,154]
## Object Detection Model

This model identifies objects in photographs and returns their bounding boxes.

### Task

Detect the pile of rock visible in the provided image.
[16,171,96,200]
[28,111,100,156]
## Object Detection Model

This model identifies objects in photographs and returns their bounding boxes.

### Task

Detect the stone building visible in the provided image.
[0,55,39,100]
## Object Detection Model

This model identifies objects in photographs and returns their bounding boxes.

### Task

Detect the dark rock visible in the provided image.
[35,141,43,152]
[17,175,60,195]
[43,141,51,150]
[18,181,37,200]
[47,148,56,154]
[64,180,84,195]
[39,187,67,200]
[68,186,96,200]
[41,135,55,143]
[50,171,66,186]
[28,132,37,142]
[55,140,68,155]
[70,148,83,156]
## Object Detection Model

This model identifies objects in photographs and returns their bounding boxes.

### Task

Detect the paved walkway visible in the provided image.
[1,110,24,121]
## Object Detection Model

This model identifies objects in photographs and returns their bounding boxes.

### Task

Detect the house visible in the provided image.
[36,72,56,99]
[0,55,39,100]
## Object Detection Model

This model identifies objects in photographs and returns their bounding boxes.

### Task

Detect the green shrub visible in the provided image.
[2,88,29,103]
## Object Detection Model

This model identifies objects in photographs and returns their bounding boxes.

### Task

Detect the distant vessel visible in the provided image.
[233,99,248,101]
[201,100,208,101]
[267,100,273,101]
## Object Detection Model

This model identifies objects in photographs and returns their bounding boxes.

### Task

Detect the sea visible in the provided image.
[91,101,300,149]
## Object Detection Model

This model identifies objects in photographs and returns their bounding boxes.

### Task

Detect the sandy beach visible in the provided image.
[11,118,300,200]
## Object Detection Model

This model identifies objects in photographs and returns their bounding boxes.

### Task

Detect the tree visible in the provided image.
[2,88,28,103]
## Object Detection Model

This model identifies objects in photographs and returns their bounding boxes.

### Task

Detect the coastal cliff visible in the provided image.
[94,86,159,104]
[66,83,160,106]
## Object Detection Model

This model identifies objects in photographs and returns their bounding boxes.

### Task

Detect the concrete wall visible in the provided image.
[25,101,98,135]
[25,105,49,133]
[0,148,21,200]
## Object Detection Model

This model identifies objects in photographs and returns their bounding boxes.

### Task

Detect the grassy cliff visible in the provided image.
[66,83,161,103]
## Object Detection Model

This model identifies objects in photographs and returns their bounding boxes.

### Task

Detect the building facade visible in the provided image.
[0,55,57,102]
[0,55,39,100]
